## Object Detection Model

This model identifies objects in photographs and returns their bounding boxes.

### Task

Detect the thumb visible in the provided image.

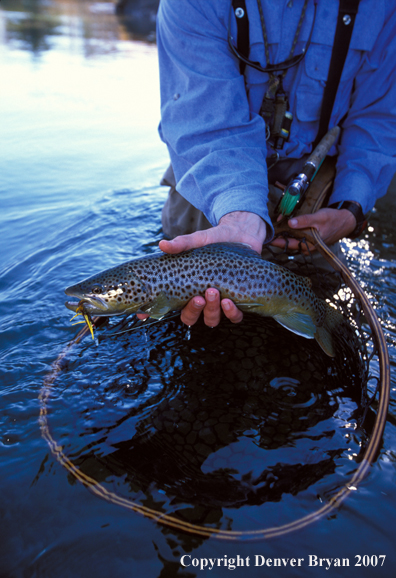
[159,230,211,254]
[288,214,318,230]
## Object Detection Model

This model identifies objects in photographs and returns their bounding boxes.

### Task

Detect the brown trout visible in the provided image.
[65,243,344,356]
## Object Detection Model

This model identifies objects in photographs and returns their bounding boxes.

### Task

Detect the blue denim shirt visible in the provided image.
[157,0,396,232]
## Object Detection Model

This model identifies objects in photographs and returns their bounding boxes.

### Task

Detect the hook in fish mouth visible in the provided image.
[68,301,96,340]
[64,293,109,314]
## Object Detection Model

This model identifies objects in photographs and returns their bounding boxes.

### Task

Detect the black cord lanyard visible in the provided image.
[257,0,313,148]
[230,0,361,152]
[257,0,309,82]
[229,0,318,149]
[228,0,317,76]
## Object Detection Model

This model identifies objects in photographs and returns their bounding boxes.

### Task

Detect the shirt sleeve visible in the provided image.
[157,0,273,238]
[329,6,396,215]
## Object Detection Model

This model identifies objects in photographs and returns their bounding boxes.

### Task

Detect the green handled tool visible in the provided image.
[277,126,341,217]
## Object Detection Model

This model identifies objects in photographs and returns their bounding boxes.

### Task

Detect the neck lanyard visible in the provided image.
[257,0,314,149]
[227,0,317,76]
[256,0,309,81]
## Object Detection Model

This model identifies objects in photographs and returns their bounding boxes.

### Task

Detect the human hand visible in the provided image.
[271,208,356,252]
[159,210,266,255]
[137,211,266,327]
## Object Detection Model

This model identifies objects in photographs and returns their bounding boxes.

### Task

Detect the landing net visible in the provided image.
[39,161,389,540]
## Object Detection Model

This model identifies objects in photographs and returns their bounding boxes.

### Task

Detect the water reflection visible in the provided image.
[0,0,157,58]
[2,0,62,55]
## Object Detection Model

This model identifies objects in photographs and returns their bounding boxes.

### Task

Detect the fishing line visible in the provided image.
[39,239,390,540]
[98,312,181,339]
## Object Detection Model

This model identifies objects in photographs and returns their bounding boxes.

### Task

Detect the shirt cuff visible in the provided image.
[329,171,373,215]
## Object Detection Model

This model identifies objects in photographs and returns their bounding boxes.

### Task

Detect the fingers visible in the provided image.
[180,289,244,327]
[180,295,206,326]
[288,214,317,230]
[288,209,356,246]
[272,211,342,253]
[221,299,244,323]
[159,230,211,254]
[181,289,221,327]
[137,313,150,320]
[202,289,222,327]
[271,235,316,253]
[159,211,267,256]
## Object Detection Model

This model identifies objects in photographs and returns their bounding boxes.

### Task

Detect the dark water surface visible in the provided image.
[1,2,396,577]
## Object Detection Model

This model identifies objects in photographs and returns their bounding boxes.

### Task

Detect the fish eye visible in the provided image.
[91,284,103,295]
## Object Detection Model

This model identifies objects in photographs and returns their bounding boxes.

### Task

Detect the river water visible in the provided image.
[1,1,396,577]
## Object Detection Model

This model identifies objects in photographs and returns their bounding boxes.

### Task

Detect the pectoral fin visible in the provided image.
[237,303,264,312]
[273,312,316,339]
[138,292,178,320]
[315,325,335,357]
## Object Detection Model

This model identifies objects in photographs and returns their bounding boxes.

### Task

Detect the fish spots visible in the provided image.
[69,245,331,332]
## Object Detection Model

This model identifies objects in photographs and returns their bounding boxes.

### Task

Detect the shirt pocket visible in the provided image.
[295,0,384,123]
[294,43,330,124]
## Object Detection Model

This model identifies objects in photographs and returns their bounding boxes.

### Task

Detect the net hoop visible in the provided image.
[39,234,390,541]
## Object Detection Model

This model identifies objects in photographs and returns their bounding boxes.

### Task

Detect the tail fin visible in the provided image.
[314,305,346,357]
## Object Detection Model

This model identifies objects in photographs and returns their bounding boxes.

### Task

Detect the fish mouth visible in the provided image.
[64,289,109,315]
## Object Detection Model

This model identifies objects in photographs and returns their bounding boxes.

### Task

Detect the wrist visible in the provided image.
[327,201,368,239]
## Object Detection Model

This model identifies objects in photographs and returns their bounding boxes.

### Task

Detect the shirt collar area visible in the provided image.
[245,0,384,51]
